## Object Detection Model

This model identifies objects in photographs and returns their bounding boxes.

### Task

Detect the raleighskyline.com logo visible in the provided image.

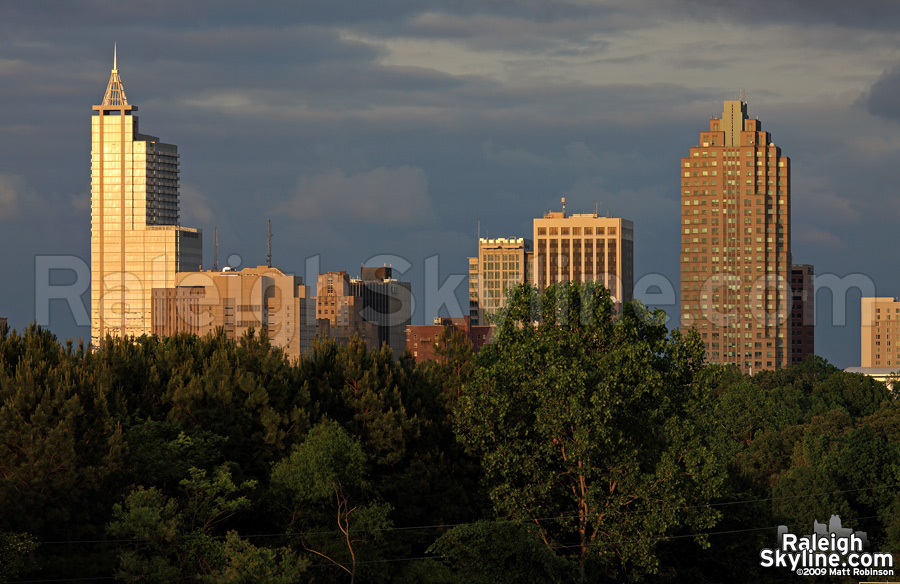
[759,515,894,577]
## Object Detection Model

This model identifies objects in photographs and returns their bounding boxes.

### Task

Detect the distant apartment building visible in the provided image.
[0,317,6,330]
[468,237,532,325]
[91,49,201,347]
[316,266,411,356]
[533,198,633,302]
[860,297,900,367]
[790,265,815,365]
[151,266,315,360]
[406,316,493,363]
[679,99,792,372]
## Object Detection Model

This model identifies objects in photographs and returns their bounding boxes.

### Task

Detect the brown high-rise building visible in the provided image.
[790,264,815,365]
[680,99,792,372]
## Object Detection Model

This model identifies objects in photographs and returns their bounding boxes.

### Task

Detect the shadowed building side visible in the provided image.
[790,264,815,365]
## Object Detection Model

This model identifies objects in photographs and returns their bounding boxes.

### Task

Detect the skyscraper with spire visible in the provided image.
[91,47,202,347]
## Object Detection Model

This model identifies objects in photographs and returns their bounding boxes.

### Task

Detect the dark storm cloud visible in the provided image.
[865,64,900,121]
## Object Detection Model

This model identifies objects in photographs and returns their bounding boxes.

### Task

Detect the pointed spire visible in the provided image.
[102,44,129,106]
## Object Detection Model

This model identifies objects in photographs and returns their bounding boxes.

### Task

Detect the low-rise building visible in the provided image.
[151,266,315,360]
[406,316,493,363]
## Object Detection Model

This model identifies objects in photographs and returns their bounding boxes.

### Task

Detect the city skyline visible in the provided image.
[3,2,900,367]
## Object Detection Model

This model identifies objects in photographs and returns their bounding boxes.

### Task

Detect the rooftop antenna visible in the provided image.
[594,201,598,215]
[213,225,218,271]
[266,220,272,268]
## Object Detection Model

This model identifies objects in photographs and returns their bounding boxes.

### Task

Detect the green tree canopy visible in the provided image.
[454,283,725,582]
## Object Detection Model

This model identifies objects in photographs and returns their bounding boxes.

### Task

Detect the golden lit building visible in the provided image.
[91,48,202,347]
[860,297,900,368]
[679,99,791,372]
[151,266,315,361]
[468,237,532,325]
[533,198,633,303]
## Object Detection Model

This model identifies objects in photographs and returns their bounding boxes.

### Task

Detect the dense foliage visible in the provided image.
[0,288,898,583]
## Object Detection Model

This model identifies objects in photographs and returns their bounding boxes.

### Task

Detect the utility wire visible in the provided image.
[37,481,899,546]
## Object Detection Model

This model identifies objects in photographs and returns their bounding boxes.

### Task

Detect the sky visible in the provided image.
[2,0,900,367]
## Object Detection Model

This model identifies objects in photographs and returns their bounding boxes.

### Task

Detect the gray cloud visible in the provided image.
[866,64,900,121]
[282,166,438,227]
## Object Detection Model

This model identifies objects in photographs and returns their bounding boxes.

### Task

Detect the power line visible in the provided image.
[36,481,899,546]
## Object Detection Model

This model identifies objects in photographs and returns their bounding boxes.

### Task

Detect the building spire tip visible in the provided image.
[113,43,117,70]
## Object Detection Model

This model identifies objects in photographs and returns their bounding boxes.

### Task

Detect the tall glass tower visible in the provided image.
[91,47,202,347]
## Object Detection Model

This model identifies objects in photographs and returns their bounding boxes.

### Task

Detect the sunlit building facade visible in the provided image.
[533,199,634,303]
[91,50,201,347]
[860,297,900,368]
[151,266,315,360]
[679,99,791,372]
[468,237,531,325]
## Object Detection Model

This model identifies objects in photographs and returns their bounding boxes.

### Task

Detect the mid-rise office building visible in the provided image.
[467,237,531,325]
[790,264,815,365]
[351,266,412,356]
[680,99,791,372]
[151,266,315,360]
[860,297,900,368]
[316,267,411,356]
[533,199,633,303]
[406,316,493,363]
[91,49,201,347]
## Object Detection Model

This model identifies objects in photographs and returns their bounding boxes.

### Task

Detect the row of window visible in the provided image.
[536,226,617,236]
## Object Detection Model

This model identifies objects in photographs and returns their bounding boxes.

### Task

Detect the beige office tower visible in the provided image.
[468,237,531,325]
[533,199,634,303]
[91,49,202,347]
[680,100,791,372]
[860,297,900,368]
[151,266,315,360]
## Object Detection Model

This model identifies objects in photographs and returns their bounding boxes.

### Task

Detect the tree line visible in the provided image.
[1,283,898,583]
